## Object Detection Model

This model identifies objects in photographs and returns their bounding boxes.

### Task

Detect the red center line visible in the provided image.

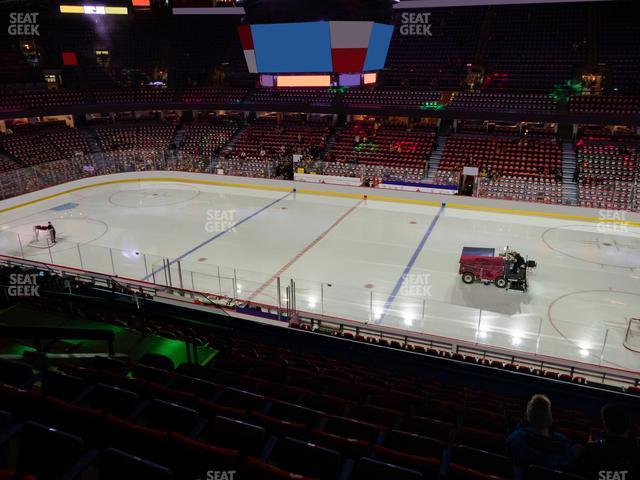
[247,198,365,301]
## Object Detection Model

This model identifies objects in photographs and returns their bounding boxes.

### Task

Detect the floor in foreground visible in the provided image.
[1,180,639,372]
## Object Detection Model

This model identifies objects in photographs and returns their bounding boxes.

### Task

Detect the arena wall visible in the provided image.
[1,171,639,226]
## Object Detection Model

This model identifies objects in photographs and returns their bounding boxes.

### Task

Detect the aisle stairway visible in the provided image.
[0,150,21,169]
[80,128,101,154]
[171,126,186,150]
[561,142,579,205]
[426,135,449,181]
[207,121,248,171]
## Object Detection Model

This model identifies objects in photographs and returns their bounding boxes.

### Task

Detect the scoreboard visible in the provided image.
[239,21,393,74]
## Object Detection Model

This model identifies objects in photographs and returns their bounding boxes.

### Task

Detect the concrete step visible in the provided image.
[561,143,579,205]
[426,135,448,181]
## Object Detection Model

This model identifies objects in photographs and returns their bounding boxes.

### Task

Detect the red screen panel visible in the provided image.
[238,25,254,50]
[62,52,78,66]
[331,48,367,73]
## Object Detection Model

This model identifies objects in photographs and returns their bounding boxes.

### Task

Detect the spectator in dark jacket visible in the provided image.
[576,404,639,480]
[507,394,577,470]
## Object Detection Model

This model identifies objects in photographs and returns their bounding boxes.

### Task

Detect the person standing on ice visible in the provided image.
[47,221,56,244]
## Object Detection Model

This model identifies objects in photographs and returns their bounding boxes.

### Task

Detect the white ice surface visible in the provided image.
[1,181,639,372]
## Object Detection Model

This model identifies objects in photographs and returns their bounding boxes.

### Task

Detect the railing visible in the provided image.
[291,311,640,390]
[0,150,214,201]
[0,254,230,318]
[1,252,639,391]
[1,157,639,388]
[1,154,434,202]
[477,177,566,205]
[1,147,639,212]
[0,326,116,356]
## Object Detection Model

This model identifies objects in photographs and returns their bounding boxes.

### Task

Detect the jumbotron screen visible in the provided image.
[238,21,393,74]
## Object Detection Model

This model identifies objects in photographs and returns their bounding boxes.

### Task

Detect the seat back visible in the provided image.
[17,421,84,479]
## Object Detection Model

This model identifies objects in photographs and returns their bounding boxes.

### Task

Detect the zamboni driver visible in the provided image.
[505,249,525,274]
[511,251,525,273]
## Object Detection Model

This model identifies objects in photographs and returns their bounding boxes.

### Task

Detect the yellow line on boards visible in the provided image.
[445,202,640,226]
[1,176,638,226]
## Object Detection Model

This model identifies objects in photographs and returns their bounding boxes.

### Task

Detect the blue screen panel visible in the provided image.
[363,23,393,71]
[260,74,275,87]
[338,73,361,86]
[252,22,332,73]
[461,247,496,257]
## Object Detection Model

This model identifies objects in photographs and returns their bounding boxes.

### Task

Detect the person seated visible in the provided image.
[507,394,578,470]
[511,251,525,274]
[575,404,639,480]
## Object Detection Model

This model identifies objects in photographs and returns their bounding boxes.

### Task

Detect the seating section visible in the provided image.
[93,88,176,105]
[0,90,84,112]
[94,122,176,152]
[93,89,136,105]
[570,96,640,115]
[217,158,271,178]
[448,93,557,112]
[437,135,562,180]
[577,126,640,144]
[0,94,26,112]
[343,90,441,109]
[386,8,485,89]
[247,88,337,106]
[92,122,176,172]
[169,15,249,88]
[1,285,636,480]
[136,88,176,104]
[1,86,636,116]
[179,87,248,105]
[219,117,330,178]
[2,86,638,115]
[576,143,638,210]
[596,1,640,94]
[478,176,563,204]
[323,122,436,182]
[0,155,18,174]
[22,90,85,108]
[0,124,90,166]
[483,5,587,91]
[179,120,239,158]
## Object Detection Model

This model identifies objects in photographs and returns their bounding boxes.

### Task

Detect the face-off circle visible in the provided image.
[109,187,201,208]
[542,225,640,268]
[7,217,110,256]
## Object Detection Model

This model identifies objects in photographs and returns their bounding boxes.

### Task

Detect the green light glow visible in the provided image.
[355,142,377,152]
[548,80,583,102]
[420,102,444,110]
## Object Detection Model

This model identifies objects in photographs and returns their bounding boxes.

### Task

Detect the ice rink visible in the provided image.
[1,179,639,373]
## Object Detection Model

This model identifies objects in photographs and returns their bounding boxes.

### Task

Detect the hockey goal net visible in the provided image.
[623,318,640,353]
[28,225,54,249]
